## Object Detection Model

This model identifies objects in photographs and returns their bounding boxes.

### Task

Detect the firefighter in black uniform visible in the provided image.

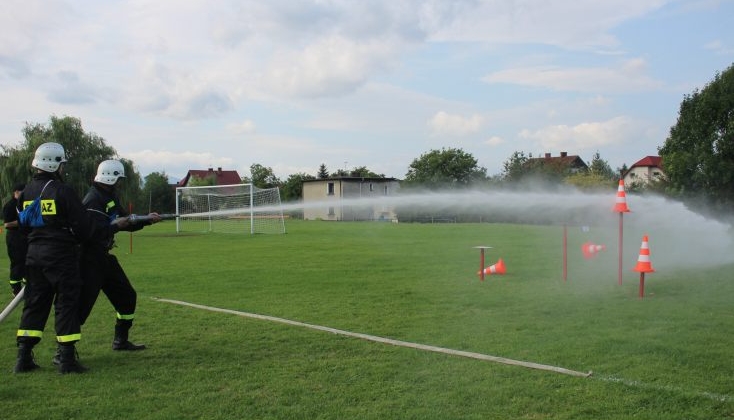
[14,142,129,374]
[78,159,160,351]
[3,183,28,296]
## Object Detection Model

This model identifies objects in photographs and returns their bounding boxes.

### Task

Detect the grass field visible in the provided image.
[1,219,733,419]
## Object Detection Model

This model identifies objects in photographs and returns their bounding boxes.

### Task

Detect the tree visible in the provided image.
[250,163,281,189]
[317,163,329,179]
[0,115,141,203]
[281,172,316,202]
[501,151,530,182]
[186,175,216,187]
[109,158,145,212]
[659,64,734,211]
[403,148,487,189]
[330,168,350,177]
[565,151,618,191]
[588,151,617,180]
[349,166,385,178]
[142,172,176,213]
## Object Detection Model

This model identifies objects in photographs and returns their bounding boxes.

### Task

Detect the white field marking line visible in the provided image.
[154,297,592,378]
[596,375,734,403]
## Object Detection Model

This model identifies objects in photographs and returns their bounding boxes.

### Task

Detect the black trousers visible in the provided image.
[79,252,137,325]
[6,230,27,281]
[17,264,82,345]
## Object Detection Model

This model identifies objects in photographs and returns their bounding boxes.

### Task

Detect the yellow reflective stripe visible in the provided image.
[40,199,57,215]
[116,313,135,320]
[17,329,43,338]
[57,333,82,343]
[106,200,115,213]
[9,280,22,285]
[22,199,58,215]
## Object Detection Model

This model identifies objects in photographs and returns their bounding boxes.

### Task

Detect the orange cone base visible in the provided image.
[479,258,506,275]
[581,242,606,259]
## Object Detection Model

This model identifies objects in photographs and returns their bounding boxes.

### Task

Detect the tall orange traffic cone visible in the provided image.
[479,258,506,275]
[581,241,606,259]
[613,179,631,213]
[632,235,655,273]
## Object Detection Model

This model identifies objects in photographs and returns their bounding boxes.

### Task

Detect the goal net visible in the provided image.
[175,183,286,234]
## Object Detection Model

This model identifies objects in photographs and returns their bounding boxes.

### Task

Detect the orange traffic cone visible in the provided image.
[479,258,506,275]
[613,179,631,213]
[581,241,606,259]
[632,235,655,273]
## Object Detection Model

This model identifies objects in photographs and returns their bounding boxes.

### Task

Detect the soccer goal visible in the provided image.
[175,183,286,234]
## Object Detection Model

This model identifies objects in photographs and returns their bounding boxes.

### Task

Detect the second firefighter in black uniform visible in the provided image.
[78,159,161,351]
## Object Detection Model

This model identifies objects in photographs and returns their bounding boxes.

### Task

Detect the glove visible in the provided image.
[10,281,23,296]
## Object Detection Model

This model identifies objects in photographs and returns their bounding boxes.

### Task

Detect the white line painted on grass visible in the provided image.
[153,297,592,378]
[154,298,734,402]
[597,375,734,403]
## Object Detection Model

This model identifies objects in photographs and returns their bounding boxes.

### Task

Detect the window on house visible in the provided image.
[327,182,334,195]
[653,171,660,177]
[630,173,636,178]
[328,206,335,215]
[369,183,374,192]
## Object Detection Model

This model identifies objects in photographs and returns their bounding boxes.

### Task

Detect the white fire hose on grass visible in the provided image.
[0,287,24,323]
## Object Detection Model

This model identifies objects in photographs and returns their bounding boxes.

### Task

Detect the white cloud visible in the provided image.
[124,149,234,175]
[704,39,734,56]
[261,35,399,98]
[484,136,505,146]
[227,120,256,135]
[428,111,483,136]
[518,116,642,152]
[482,58,663,93]
[422,0,667,49]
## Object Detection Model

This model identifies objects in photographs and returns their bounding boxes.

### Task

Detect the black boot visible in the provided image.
[112,323,146,351]
[57,344,88,374]
[14,342,40,373]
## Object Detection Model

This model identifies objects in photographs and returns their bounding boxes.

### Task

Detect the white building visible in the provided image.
[302,177,401,221]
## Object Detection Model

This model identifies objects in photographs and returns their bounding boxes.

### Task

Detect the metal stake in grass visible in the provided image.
[473,246,492,281]
[612,179,631,285]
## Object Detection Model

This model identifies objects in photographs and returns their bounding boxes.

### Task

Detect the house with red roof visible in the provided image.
[526,152,589,173]
[177,167,243,187]
[623,156,664,186]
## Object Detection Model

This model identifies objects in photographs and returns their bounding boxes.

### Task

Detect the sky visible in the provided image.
[1,0,732,183]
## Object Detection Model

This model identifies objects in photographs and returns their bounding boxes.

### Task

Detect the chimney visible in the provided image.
[560,152,567,157]
[207,167,213,171]
[544,153,551,158]
[217,167,222,172]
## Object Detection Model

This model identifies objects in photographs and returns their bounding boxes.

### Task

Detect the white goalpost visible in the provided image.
[175,183,286,234]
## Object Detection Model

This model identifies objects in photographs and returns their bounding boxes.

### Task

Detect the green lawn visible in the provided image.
[1,220,733,419]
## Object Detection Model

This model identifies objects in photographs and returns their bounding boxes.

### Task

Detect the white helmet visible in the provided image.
[32,142,67,172]
[94,159,126,185]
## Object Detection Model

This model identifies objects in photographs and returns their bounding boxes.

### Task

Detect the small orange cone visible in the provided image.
[632,235,655,273]
[479,258,506,275]
[613,179,631,213]
[581,241,606,259]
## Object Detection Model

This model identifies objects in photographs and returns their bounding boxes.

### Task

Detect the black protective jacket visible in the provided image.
[81,183,148,254]
[19,172,119,266]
